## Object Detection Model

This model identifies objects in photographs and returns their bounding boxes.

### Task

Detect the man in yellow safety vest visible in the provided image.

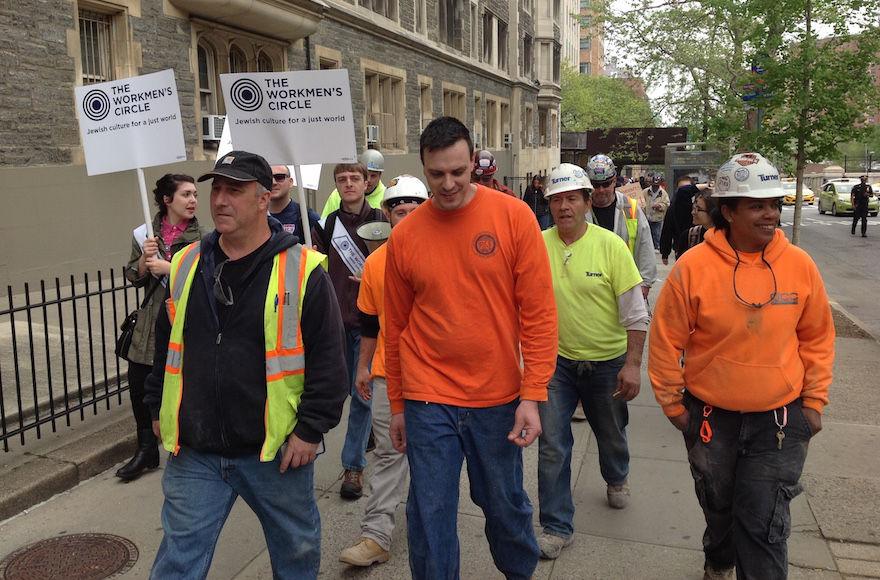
[585,154,657,300]
[143,150,348,579]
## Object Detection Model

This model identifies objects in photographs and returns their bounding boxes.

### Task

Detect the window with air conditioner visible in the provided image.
[365,70,405,150]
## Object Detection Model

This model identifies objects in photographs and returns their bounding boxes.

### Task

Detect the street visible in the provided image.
[780,204,880,339]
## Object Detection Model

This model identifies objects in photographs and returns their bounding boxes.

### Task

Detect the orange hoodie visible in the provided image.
[649,228,834,418]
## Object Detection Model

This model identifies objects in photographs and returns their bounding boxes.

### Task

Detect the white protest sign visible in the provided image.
[289,164,322,191]
[74,69,186,176]
[216,116,234,159]
[220,69,357,165]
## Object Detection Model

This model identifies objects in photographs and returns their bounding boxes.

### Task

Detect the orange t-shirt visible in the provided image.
[356,243,387,379]
[384,185,558,414]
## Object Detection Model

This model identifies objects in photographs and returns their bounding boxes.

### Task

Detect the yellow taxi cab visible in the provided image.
[781,180,814,205]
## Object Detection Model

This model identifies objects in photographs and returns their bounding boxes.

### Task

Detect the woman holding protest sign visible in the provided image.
[116,173,203,481]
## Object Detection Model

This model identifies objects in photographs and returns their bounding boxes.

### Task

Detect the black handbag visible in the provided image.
[115,280,161,362]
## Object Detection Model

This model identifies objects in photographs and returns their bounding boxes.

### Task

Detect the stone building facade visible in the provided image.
[0,0,561,285]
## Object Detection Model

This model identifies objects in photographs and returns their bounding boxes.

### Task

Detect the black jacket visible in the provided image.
[144,220,348,455]
[312,201,385,331]
[522,185,550,217]
[660,184,699,259]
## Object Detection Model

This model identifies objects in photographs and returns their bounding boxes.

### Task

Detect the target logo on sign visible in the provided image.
[82,89,111,121]
[229,79,263,112]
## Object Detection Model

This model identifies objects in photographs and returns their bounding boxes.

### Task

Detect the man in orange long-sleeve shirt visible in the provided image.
[384,117,558,580]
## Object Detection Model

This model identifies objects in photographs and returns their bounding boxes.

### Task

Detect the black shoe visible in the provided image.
[116,429,160,481]
[863,234,867,237]
[365,430,376,453]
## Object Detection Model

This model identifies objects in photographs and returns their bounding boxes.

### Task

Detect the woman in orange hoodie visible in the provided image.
[649,152,834,580]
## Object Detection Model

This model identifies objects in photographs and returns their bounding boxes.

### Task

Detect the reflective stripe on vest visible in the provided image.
[159,243,325,461]
[624,198,639,255]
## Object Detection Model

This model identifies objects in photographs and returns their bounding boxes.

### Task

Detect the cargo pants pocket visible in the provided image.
[767,483,803,543]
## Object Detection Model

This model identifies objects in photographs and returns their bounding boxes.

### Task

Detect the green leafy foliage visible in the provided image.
[560,63,656,130]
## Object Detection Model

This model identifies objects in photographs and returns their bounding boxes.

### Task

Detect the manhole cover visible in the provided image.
[0,533,138,580]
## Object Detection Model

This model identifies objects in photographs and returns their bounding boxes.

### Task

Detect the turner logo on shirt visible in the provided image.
[585,271,603,278]
[473,232,498,257]
[771,292,799,305]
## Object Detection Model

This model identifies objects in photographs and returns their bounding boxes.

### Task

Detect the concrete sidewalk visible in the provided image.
[1,275,879,578]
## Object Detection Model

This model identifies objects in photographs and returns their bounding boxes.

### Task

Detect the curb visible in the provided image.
[0,414,135,522]
[829,300,879,343]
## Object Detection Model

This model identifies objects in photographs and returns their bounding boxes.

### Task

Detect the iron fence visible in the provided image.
[0,270,142,451]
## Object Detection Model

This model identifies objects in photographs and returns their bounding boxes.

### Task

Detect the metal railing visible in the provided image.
[0,270,142,451]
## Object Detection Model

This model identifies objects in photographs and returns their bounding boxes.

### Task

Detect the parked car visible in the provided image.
[781,181,814,205]
[818,179,879,216]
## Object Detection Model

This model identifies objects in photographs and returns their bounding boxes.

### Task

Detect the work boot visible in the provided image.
[116,429,160,481]
[607,481,630,509]
[339,537,390,566]
[703,564,735,579]
[537,531,574,559]
[340,469,364,499]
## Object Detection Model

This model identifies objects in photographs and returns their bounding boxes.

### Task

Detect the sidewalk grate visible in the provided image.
[0,533,137,580]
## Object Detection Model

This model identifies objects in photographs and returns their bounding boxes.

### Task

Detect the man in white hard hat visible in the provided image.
[585,154,657,299]
[339,175,429,568]
[321,149,386,218]
[537,163,650,560]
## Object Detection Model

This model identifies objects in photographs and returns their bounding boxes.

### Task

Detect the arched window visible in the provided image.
[229,45,248,73]
[257,51,274,72]
[197,41,217,114]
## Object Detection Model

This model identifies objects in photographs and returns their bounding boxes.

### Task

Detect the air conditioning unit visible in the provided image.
[201,114,225,141]
[503,133,512,147]
[366,124,379,144]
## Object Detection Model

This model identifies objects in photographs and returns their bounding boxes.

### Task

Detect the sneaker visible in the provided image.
[703,565,735,579]
[607,482,630,509]
[340,470,364,499]
[339,537,390,567]
[537,531,574,559]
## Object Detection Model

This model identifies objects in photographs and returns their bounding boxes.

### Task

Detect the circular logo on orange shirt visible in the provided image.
[473,232,498,257]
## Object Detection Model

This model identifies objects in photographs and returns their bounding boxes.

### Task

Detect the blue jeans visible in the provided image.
[683,392,811,578]
[649,220,662,250]
[151,447,320,580]
[404,399,539,580]
[341,328,371,472]
[538,354,630,538]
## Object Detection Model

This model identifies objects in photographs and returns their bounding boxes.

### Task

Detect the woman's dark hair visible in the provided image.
[419,116,473,163]
[153,173,195,216]
[711,196,737,231]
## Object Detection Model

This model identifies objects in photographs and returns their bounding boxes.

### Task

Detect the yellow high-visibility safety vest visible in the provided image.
[624,197,639,254]
[159,241,326,461]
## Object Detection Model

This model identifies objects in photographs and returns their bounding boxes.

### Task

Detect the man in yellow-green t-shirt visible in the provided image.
[536,163,650,561]
[321,149,386,218]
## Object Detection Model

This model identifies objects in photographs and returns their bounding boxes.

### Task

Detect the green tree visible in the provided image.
[607,0,880,244]
[560,63,655,131]
[605,0,749,147]
[735,0,880,243]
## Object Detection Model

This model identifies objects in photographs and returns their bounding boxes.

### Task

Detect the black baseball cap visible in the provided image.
[198,150,273,191]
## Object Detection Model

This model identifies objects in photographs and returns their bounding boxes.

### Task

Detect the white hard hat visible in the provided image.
[359,149,385,173]
[382,174,429,207]
[713,153,783,199]
[544,163,594,199]
[586,154,617,183]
